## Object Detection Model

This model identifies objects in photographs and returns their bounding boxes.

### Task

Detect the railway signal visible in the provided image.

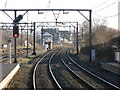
[13,26,19,38]
[13,14,23,38]
[13,15,23,24]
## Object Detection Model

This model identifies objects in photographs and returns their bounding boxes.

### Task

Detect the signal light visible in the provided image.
[13,26,19,38]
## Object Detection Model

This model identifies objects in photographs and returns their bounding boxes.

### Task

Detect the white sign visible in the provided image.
[91,49,96,61]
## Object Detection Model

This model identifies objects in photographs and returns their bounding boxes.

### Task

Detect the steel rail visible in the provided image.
[67,48,120,89]
[33,50,53,90]
[48,49,62,90]
[60,49,96,89]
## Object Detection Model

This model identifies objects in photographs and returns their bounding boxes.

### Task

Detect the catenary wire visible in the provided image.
[92,0,111,9]
[94,0,120,14]
[4,0,8,8]
[94,13,120,18]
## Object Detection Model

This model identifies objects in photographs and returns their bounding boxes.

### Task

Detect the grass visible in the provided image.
[17,58,31,63]
[17,46,33,49]
[0,49,3,52]
[2,43,46,63]
[28,55,36,58]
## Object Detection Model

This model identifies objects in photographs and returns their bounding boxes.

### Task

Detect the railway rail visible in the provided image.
[66,48,120,89]
[33,48,120,89]
[33,48,61,89]
[0,48,33,63]
[48,49,62,89]
[61,49,95,89]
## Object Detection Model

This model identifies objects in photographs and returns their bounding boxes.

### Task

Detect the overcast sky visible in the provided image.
[0,0,119,29]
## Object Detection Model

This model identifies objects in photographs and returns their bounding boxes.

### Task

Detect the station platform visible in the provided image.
[101,62,120,75]
[0,63,20,89]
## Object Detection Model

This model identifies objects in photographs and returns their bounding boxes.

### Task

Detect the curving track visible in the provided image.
[33,48,62,89]
[61,48,120,89]
[33,49,55,89]
[33,48,120,90]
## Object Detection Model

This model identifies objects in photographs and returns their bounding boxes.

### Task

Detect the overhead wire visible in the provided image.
[37,0,51,28]
[92,0,110,9]
[94,0,119,13]
[80,0,115,21]
[93,0,120,18]
[4,0,8,8]
[94,13,120,18]
[44,0,51,21]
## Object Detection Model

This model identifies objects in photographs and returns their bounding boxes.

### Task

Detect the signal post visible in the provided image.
[13,11,23,63]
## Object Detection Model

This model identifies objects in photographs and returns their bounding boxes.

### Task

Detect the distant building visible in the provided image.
[43,32,53,50]
[41,28,74,44]
[41,28,59,43]
[59,31,71,41]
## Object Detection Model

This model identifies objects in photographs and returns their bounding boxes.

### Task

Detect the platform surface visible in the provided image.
[101,62,120,75]
[0,63,20,89]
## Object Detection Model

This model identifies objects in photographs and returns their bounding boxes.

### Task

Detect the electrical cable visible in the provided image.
[44,0,51,21]
[4,0,8,8]
[93,0,120,18]
[94,13,120,18]
[94,0,120,14]
[80,0,118,21]
[92,0,110,9]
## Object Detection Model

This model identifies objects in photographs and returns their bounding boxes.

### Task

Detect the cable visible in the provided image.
[94,13,120,18]
[47,0,51,8]
[94,0,120,14]
[92,0,110,9]
[4,0,8,8]
[44,0,51,21]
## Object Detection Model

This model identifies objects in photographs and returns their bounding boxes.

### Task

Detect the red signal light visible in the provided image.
[13,34,19,37]
[13,26,19,38]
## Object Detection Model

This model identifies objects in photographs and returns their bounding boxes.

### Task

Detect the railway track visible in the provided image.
[63,48,120,89]
[48,48,92,89]
[48,49,62,89]
[33,48,120,89]
[33,48,61,89]
[34,48,80,89]
[61,49,95,89]
[0,48,33,63]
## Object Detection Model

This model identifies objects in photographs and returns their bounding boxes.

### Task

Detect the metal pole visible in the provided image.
[56,19,57,26]
[73,26,75,48]
[8,40,11,63]
[27,23,28,57]
[21,29,23,46]
[41,26,43,46]
[14,10,17,63]
[89,10,92,62]
[30,21,33,45]
[76,22,79,54]
[82,27,83,39]
[27,13,29,57]
[32,22,36,55]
